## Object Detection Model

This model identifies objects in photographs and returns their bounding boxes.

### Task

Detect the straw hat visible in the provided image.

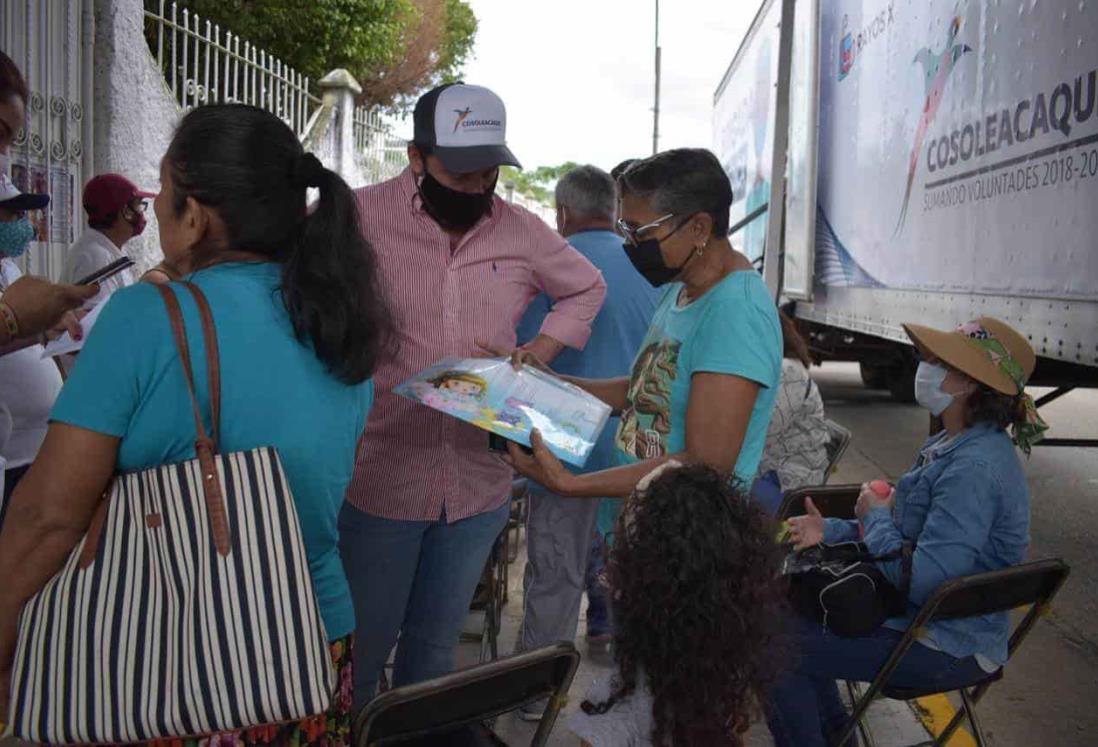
[902,317,1035,396]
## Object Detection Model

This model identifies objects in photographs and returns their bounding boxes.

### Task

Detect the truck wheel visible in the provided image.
[860,362,889,389]
[888,358,918,404]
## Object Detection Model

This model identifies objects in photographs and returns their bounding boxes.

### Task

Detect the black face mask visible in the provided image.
[417,170,495,230]
[623,218,694,287]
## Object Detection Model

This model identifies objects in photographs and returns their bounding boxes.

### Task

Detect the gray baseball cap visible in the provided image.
[413,83,522,174]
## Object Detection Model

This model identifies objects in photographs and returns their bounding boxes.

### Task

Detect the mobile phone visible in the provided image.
[76,256,135,287]
[488,432,533,455]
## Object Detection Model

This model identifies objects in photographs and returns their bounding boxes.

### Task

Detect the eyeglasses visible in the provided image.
[616,213,676,245]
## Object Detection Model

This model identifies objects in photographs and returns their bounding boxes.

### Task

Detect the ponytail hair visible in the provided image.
[778,308,813,368]
[963,384,1030,433]
[166,104,394,384]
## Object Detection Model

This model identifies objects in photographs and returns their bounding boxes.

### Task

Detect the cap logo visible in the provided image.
[451,107,503,134]
[453,107,473,133]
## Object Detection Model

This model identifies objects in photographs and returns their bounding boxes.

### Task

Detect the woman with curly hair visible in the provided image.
[568,462,787,746]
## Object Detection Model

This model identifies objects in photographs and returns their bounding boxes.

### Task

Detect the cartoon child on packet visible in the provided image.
[411,370,489,416]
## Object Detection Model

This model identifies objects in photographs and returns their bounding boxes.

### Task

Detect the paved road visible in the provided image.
[818,362,1098,746]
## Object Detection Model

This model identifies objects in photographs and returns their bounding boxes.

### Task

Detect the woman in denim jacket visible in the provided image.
[768,317,1047,747]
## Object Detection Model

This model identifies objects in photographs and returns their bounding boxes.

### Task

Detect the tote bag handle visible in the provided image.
[156,281,229,555]
[79,282,230,569]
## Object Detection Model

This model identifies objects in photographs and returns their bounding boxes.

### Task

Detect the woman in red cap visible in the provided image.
[61,173,156,294]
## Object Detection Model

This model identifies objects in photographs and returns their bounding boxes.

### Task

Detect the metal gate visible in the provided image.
[1,0,88,281]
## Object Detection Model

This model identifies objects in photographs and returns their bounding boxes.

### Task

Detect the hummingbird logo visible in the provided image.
[839,15,854,80]
[453,107,473,133]
[895,15,973,234]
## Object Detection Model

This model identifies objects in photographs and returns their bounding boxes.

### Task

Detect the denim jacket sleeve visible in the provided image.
[862,457,999,604]
[823,518,861,544]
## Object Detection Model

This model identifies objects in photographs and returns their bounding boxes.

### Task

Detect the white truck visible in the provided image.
[715,0,1098,444]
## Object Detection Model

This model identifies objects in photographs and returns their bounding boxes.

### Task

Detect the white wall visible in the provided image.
[91,0,179,273]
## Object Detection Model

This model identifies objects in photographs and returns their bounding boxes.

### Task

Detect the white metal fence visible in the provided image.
[1,0,89,280]
[141,1,407,179]
[142,0,321,137]
[353,106,408,184]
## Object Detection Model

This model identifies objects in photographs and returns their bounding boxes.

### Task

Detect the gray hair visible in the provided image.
[554,165,616,220]
[618,149,733,236]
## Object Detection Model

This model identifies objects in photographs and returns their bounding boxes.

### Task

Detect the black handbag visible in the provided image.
[783,540,914,637]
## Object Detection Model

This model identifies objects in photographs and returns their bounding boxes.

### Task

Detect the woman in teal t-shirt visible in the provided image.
[506,149,782,509]
[0,105,392,743]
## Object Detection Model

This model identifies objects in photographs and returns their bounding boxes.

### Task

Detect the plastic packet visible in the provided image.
[394,357,612,467]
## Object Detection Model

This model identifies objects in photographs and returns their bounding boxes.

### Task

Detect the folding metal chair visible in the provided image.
[508,478,529,565]
[464,528,508,662]
[777,483,861,522]
[835,558,1071,747]
[354,642,581,747]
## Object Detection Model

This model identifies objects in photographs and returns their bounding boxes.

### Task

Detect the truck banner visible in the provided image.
[815,0,1098,300]
[713,0,781,263]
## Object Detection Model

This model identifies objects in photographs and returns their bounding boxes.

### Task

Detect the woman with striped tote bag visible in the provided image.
[0,104,392,745]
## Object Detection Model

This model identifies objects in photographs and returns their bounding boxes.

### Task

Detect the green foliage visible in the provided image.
[178,0,477,111]
[441,0,477,81]
[500,162,581,205]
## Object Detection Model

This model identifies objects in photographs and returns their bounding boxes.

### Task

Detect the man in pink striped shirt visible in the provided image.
[340,83,606,705]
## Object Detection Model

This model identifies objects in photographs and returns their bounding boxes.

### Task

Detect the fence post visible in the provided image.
[317,68,363,185]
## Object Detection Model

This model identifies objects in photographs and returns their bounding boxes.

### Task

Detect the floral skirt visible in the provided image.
[138,635,354,747]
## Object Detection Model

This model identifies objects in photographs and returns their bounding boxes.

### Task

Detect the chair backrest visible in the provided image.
[355,642,581,746]
[823,419,852,482]
[922,558,1070,624]
[777,484,860,521]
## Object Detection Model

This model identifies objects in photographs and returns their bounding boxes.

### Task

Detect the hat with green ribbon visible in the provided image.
[902,317,1048,454]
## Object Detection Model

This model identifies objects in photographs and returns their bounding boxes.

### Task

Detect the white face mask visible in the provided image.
[914,361,954,416]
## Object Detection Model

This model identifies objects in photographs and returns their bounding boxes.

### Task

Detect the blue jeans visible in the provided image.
[767,617,990,747]
[339,501,510,708]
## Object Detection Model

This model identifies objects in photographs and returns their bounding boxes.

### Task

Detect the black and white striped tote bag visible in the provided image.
[5,283,335,744]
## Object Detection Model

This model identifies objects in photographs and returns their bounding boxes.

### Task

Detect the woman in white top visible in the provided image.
[60,173,154,293]
[754,311,829,513]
